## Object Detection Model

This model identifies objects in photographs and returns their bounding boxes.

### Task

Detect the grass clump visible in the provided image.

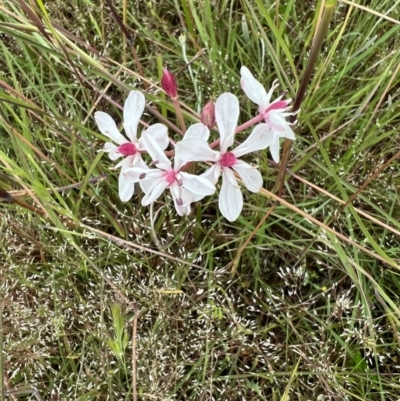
[1,0,400,400]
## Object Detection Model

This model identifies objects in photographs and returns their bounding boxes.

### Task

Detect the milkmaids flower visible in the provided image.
[123,126,215,216]
[240,66,296,163]
[175,92,273,222]
[95,91,169,202]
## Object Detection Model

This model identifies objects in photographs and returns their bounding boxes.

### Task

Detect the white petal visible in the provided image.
[131,153,144,169]
[104,142,122,161]
[188,164,221,203]
[104,142,118,151]
[117,153,143,170]
[240,66,268,111]
[115,155,131,169]
[123,91,145,142]
[142,177,169,205]
[124,166,163,181]
[123,153,144,171]
[142,123,169,150]
[135,160,160,194]
[173,156,186,173]
[123,163,161,193]
[232,160,262,193]
[233,123,274,158]
[175,202,191,216]
[95,111,127,145]
[183,123,210,141]
[169,180,180,199]
[190,193,206,203]
[215,93,239,152]
[170,185,193,216]
[123,167,148,181]
[140,179,153,194]
[219,168,243,222]
[263,85,276,109]
[283,122,296,140]
[134,156,149,170]
[141,129,171,169]
[169,182,185,216]
[269,135,280,163]
[181,188,198,205]
[118,171,135,202]
[285,125,296,141]
[143,169,165,179]
[180,172,216,196]
[175,138,219,163]
[268,112,296,140]
[201,163,222,185]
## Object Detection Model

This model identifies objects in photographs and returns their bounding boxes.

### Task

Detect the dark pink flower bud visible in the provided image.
[161,68,178,99]
[200,101,216,128]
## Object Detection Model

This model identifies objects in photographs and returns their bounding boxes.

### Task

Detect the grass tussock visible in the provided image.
[1,0,400,399]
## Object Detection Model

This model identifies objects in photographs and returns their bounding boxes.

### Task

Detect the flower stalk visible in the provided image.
[276,0,338,195]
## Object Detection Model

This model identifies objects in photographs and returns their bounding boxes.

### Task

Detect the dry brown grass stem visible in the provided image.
[339,0,400,24]
[230,202,278,275]
[290,171,400,238]
[259,187,398,269]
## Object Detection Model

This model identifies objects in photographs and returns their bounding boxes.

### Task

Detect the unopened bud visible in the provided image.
[200,101,216,128]
[161,68,178,99]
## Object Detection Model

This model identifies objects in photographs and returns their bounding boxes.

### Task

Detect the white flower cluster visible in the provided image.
[95,67,295,222]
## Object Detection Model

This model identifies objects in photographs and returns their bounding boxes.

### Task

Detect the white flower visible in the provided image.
[124,127,216,216]
[240,66,296,163]
[175,92,272,222]
[95,91,169,202]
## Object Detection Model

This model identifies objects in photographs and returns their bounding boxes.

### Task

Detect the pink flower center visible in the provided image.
[220,152,237,168]
[163,170,176,185]
[118,142,137,156]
